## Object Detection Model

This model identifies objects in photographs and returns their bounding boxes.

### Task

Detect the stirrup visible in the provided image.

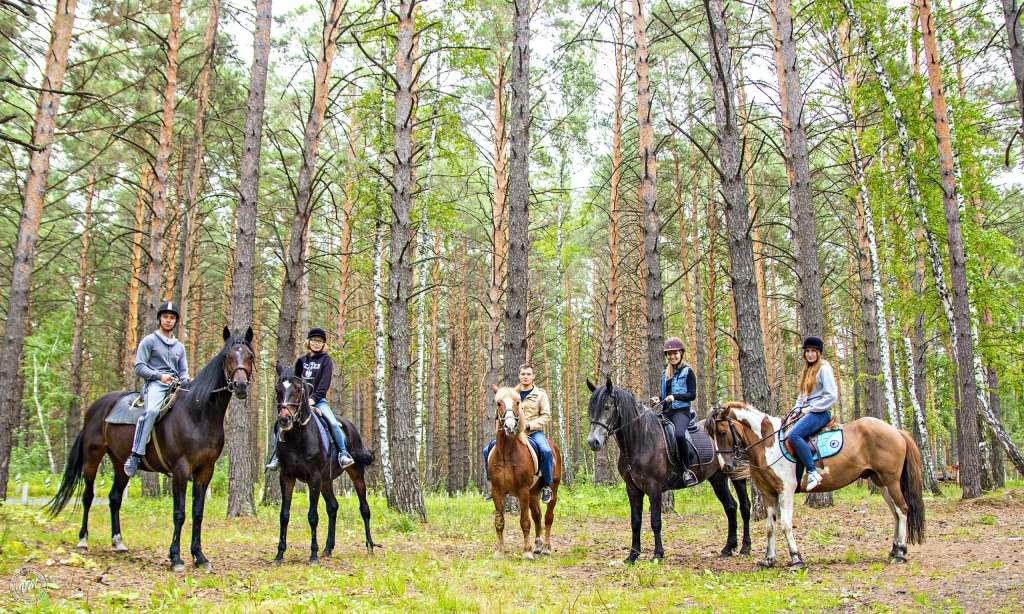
[265,456,280,471]
[682,469,698,487]
[124,453,142,478]
[540,486,553,504]
[338,453,354,469]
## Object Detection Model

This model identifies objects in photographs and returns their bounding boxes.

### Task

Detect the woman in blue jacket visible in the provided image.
[649,336,698,487]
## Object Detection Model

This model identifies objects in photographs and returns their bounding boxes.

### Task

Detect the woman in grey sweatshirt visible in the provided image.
[785,336,838,491]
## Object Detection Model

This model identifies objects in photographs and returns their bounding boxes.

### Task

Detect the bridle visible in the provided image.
[278,377,313,428]
[590,392,654,438]
[209,342,254,396]
[494,398,521,436]
[713,416,750,462]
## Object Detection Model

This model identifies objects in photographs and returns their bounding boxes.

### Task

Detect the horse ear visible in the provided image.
[490,383,498,393]
[605,377,613,393]
[222,326,231,342]
[275,362,283,378]
[586,378,595,392]
[244,326,254,343]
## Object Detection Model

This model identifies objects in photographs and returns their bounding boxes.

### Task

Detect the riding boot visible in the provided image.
[265,430,280,471]
[125,411,157,477]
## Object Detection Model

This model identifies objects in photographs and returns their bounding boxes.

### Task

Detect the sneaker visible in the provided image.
[124,453,142,478]
[265,455,280,471]
[682,470,699,487]
[338,452,355,469]
[483,492,493,501]
[806,471,823,491]
[540,486,553,504]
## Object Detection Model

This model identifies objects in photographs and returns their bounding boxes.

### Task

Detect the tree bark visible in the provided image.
[385,0,426,518]
[69,167,95,456]
[703,0,771,412]
[487,59,509,396]
[333,109,359,410]
[1001,0,1024,145]
[599,0,624,383]
[275,0,346,370]
[633,0,664,397]
[503,0,531,382]
[0,0,79,497]
[227,0,272,517]
[144,0,181,325]
[425,234,442,488]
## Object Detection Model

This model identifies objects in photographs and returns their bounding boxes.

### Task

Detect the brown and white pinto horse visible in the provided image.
[709,401,926,569]
[488,385,563,559]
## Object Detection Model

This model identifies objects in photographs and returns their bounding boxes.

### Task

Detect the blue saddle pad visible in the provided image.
[780,428,844,464]
[312,412,333,456]
[105,393,144,425]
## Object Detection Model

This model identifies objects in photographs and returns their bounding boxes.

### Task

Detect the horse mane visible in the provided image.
[185,338,234,417]
[589,385,661,454]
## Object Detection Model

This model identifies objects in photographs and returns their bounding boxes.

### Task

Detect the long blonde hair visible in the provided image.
[798,358,826,396]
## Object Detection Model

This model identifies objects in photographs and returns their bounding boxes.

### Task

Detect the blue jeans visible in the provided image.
[786,410,832,473]
[314,399,349,456]
[483,431,553,487]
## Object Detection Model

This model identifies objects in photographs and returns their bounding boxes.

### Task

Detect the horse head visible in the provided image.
[275,363,310,433]
[222,326,255,399]
[709,402,754,472]
[585,377,619,451]
[491,384,523,438]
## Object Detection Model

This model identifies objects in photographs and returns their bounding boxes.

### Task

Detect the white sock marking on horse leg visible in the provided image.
[881,488,899,548]
[780,489,800,559]
[765,505,777,561]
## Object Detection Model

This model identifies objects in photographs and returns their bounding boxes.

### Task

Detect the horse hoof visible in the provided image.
[171,562,186,573]
[740,544,752,556]
[273,557,284,565]
[309,558,319,567]
[756,558,775,570]
[624,556,638,566]
[524,551,535,560]
[890,556,907,564]
[541,547,552,556]
[196,562,214,573]
[112,534,128,553]
[76,539,88,551]
[787,560,805,571]
[320,549,333,558]
[719,547,735,558]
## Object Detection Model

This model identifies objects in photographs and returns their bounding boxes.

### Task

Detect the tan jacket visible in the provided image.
[516,385,551,433]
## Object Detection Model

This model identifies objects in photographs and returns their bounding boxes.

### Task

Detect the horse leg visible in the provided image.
[492,489,506,557]
[542,480,558,555]
[880,484,908,563]
[733,479,752,555]
[321,480,339,557]
[275,475,295,563]
[190,465,214,569]
[529,494,543,554]
[778,488,804,568]
[649,488,664,561]
[758,495,779,569]
[710,473,738,557]
[347,467,376,553]
[625,481,644,564]
[168,472,188,572]
[519,490,534,560]
[108,466,130,552]
[77,455,100,550]
[307,482,321,565]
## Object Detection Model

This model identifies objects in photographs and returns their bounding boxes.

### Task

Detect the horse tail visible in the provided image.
[342,417,375,467]
[900,430,926,545]
[45,429,85,517]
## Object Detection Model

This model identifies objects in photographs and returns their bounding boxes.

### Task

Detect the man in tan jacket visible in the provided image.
[483,363,555,503]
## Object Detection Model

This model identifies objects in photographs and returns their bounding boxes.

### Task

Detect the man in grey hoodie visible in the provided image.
[124,302,190,477]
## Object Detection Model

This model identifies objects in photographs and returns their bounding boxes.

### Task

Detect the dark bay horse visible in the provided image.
[47,327,255,572]
[489,385,563,559]
[709,401,925,568]
[273,365,376,564]
[586,378,751,563]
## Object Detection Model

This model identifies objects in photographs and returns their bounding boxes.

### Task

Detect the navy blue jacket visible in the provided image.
[660,364,696,414]
[295,351,333,404]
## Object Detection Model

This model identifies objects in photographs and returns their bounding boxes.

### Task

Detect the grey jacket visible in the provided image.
[134,332,189,383]
[794,361,838,413]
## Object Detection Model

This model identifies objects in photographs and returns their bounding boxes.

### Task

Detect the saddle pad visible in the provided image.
[311,412,333,457]
[779,428,844,464]
[104,393,145,425]
[689,422,716,465]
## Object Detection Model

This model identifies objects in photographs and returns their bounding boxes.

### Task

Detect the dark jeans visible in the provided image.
[786,410,832,472]
[483,431,553,487]
[665,409,693,467]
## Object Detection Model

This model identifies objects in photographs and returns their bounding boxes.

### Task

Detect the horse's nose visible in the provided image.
[234,382,249,398]
[587,435,601,451]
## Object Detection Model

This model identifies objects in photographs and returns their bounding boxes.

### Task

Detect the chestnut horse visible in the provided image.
[488,385,563,559]
[709,401,925,569]
[46,327,255,571]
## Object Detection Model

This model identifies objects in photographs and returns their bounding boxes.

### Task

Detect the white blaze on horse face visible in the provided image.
[282,380,291,390]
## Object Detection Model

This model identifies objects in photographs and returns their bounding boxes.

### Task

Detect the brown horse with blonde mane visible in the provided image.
[488,385,563,559]
[708,401,925,569]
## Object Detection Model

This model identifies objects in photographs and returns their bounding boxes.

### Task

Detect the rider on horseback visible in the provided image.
[124,302,189,478]
[266,328,355,471]
[650,337,699,487]
[483,363,555,504]
[786,336,838,491]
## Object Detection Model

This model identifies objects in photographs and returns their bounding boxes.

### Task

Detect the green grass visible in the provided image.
[2,478,1023,612]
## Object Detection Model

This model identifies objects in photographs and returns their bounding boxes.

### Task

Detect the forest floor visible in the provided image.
[1,478,1022,612]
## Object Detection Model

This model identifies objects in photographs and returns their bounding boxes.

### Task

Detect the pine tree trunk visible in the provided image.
[703,0,771,412]
[69,168,96,456]
[144,0,181,325]
[487,59,509,398]
[503,0,531,381]
[227,0,272,517]
[333,110,359,410]
[1001,0,1024,143]
[0,0,79,496]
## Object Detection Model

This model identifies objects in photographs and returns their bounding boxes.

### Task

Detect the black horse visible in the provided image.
[272,365,376,564]
[586,378,751,563]
[47,327,255,571]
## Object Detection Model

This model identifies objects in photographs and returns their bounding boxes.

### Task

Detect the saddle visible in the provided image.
[660,415,715,484]
[780,414,844,466]
[104,389,178,425]
[486,437,541,484]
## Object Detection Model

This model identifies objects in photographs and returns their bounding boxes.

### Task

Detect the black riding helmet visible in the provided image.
[156,301,180,321]
[801,336,824,353]
[307,327,327,341]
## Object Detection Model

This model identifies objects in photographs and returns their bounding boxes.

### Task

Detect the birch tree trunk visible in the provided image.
[144,0,181,324]
[703,0,771,412]
[385,0,426,517]
[0,0,79,496]
[503,0,531,381]
[228,0,272,516]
